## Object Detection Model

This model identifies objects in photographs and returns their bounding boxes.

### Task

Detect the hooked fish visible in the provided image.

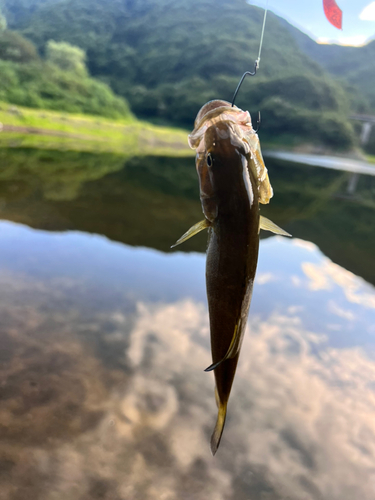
[172,100,290,455]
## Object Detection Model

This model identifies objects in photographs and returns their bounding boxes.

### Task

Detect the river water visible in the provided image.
[0,148,375,500]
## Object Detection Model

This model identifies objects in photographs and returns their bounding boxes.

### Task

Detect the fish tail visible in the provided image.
[210,399,227,456]
[214,385,220,409]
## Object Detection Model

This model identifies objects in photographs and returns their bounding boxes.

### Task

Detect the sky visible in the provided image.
[250,0,375,46]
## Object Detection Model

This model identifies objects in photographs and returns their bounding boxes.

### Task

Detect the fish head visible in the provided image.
[205,120,248,179]
[190,100,273,221]
[197,120,252,221]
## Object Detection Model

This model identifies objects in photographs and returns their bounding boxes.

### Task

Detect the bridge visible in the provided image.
[350,114,375,145]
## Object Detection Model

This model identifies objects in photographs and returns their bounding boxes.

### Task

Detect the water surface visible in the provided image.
[0,148,375,500]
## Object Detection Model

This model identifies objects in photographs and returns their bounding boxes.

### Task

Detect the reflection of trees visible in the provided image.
[0,148,206,252]
[262,159,375,286]
[0,148,127,200]
[0,148,374,283]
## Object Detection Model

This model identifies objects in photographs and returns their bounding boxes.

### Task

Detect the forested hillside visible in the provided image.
[0,58,132,118]
[280,17,375,113]
[0,0,368,149]
[0,13,132,118]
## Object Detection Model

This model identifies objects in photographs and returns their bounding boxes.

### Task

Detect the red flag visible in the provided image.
[323,0,343,29]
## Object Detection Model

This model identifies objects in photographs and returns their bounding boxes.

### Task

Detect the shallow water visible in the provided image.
[0,148,375,500]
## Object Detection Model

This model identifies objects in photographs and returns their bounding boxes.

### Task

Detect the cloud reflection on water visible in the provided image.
[1,224,375,499]
[303,259,375,309]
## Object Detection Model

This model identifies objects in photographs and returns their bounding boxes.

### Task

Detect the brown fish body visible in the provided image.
[198,119,260,454]
[173,100,288,454]
[206,161,259,393]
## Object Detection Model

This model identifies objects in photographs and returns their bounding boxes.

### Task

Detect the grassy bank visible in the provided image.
[0,102,192,156]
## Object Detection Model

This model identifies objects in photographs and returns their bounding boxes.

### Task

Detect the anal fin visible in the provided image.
[204,322,240,372]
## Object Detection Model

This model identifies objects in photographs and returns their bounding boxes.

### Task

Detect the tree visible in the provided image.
[0,31,39,63]
[45,40,87,76]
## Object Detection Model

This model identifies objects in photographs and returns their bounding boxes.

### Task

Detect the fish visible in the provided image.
[172,100,290,455]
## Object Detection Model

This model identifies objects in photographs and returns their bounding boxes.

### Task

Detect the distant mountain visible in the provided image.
[0,0,360,148]
[5,0,322,81]
[279,16,375,113]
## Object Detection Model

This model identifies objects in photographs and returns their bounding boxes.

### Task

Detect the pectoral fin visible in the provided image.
[171,219,211,248]
[259,215,291,237]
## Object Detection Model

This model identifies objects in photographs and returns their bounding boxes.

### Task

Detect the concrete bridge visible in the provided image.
[350,114,375,145]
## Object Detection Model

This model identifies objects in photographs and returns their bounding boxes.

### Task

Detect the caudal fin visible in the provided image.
[210,401,227,456]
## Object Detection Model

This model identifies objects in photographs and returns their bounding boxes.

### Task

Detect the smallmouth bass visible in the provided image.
[173,100,290,454]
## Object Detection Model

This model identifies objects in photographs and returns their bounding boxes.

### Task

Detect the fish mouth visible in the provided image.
[205,121,246,158]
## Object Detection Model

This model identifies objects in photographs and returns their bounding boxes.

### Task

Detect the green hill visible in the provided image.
[0,26,132,119]
[1,0,357,149]
[0,58,132,118]
[279,16,375,113]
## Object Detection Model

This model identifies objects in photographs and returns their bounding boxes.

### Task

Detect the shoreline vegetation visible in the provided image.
[0,102,192,155]
[0,0,370,156]
[0,101,369,161]
[1,1,374,156]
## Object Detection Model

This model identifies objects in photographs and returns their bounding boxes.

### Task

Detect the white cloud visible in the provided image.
[360,2,375,21]
[317,35,369,47]
[292,239,317,252]
[328,300,355,321]
[302,259,375,309]
[256,272,276,285]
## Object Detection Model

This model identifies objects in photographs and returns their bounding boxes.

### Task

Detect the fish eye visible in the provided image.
[207,153,213,167]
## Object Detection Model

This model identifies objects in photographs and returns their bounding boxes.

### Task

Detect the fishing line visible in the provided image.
[231,2,268,107]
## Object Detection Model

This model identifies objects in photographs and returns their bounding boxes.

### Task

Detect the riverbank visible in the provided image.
[0,102,192,156]
[1,102,370,165]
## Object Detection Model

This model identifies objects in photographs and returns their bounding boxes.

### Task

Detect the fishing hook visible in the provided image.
[254,110,261,133]
[231,3,268,107]
[231,63,261,133]
[231,60,258,107]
